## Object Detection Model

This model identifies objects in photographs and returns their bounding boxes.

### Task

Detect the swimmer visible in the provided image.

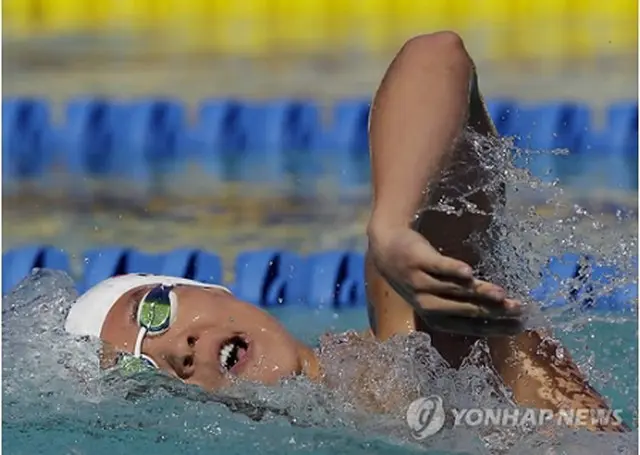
[64,31,627,432]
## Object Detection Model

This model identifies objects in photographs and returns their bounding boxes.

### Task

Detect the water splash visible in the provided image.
[3,269,102,403]
[2,135,637,454]
[427,131,637,324]
[2,271,637,453]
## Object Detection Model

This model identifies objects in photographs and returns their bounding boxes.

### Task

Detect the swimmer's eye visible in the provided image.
[130,284,180,325]
[129,287,150,324]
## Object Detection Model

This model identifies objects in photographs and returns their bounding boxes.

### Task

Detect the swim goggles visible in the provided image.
[117,284,177,375]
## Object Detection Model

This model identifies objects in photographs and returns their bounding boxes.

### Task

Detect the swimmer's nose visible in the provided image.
[165,334,198,379]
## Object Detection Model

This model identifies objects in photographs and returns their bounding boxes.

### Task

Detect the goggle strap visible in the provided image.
[139,353,159,369]
[134,326,147,358]
[168,289,178,327]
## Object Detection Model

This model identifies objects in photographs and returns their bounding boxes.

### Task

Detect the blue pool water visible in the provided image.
[2,270,637,455]
[3,134,638,454]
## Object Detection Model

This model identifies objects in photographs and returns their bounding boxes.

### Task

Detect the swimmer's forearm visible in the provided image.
[368,33,473,230]
[489,330,629,432]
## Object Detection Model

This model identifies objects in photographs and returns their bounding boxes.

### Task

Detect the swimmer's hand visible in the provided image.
[368,225,524,337]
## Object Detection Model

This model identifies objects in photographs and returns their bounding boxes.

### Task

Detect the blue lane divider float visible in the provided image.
[125,249,165,275]
[81,246,133,292]
[531,253,592,309]
[591,283,638,313]
[244,99,321,191]
[532,253,637,313]
[305,250,366,308]
[575,262,636,313]
[577,101,638,190]
[157,248,224,285]
[2,245,71,295]
[190,98,321,189]
[2,97,638,190]
[530,102,591,185]
[234,249,305,307]
[486,99,517,136]
[2,98,52,182]
[502,102,591,184]
[604,101,638,190]
[2,245,636,313]
[325,98,372,190]
[79,247,223,293]
[191,99,247,180]
[62,97,115,177]
[112,98,187,183]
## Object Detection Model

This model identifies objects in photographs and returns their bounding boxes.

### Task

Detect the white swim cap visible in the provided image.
[64,274,231,338]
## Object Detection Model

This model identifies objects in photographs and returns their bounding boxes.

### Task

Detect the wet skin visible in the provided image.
[100,284,319,390]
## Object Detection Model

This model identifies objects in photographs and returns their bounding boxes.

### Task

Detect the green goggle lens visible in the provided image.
[116,353,158,376]
[138,285,175,332]
[121,284,179,374]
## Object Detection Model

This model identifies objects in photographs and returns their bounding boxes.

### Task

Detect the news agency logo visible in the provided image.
[406,395,624,440]
[405,395,447,440]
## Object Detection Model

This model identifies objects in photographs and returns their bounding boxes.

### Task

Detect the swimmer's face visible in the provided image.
[99,284,314,390]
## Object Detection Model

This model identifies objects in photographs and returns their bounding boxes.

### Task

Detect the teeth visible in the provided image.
[219,336,248,372]
[219,342,235,369]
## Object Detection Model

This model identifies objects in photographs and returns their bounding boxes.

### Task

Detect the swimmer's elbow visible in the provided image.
[398,31,473,74]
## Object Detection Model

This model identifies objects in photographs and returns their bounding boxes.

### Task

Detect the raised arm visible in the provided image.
[364,32,627,432]
[365,31,520,342]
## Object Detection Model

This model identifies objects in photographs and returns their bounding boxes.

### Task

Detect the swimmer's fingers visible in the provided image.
[412,248,509,304]
[415,292,525,336]
[421,313,525,337]
[413,273,520,312]
[416,293,521,319]
[416,246,475,282]
[410,239,478,283]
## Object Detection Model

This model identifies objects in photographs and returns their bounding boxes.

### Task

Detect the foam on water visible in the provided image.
[3,133,638,454]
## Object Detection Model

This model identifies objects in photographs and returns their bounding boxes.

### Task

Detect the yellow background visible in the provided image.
[3,0,637,61]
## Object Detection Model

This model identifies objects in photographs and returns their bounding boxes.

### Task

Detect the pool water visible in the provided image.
[2,271,637,455]
[3,139,638,454]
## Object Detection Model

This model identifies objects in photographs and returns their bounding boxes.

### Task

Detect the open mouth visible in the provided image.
[218,334,249,372]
